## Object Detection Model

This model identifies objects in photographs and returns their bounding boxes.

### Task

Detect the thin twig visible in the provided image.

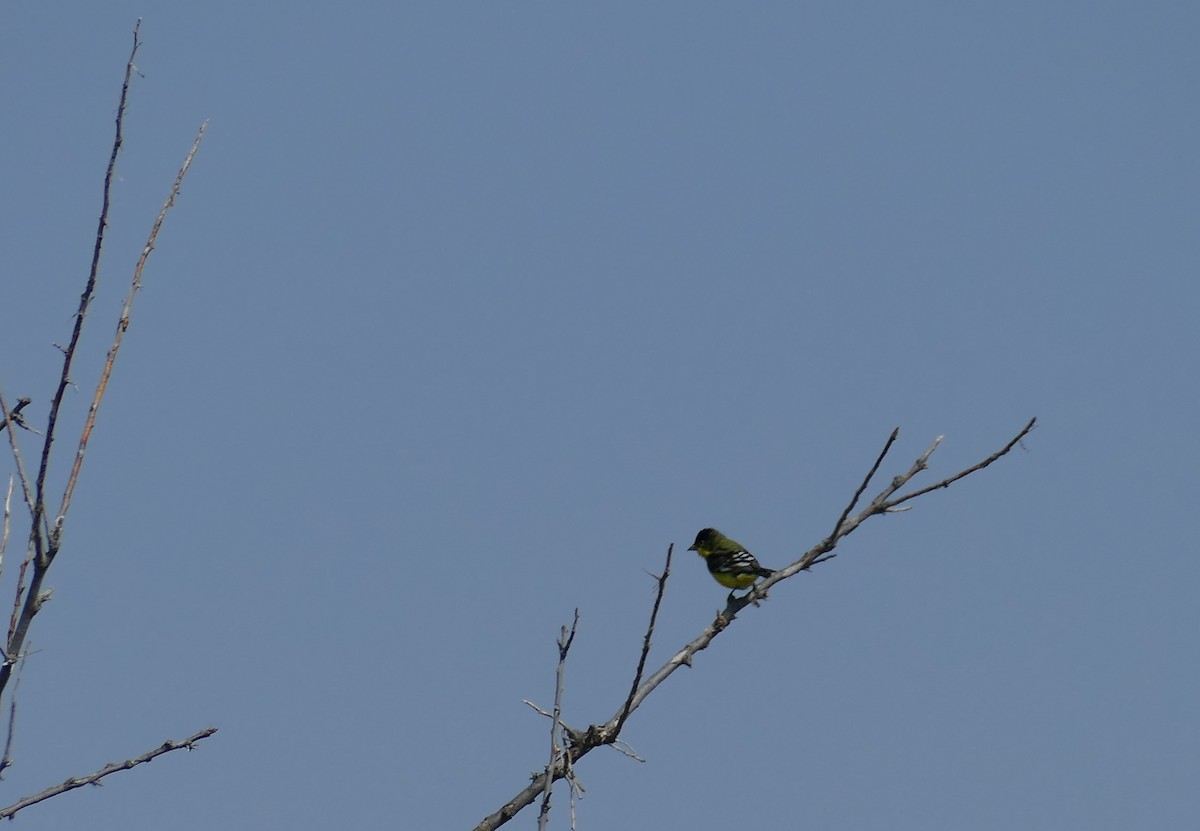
[829,428,898,541]
[0,476,12,586]
[567,768,582,831]
[6,552,31,646]
[608,740,644,763]
[613,544,672,739]
[537,610,579,831]
[0,650,25,779]
[0,689,15,779]
[0,727,218,820]
[0,390,37,523]
[57,119,209,532]
[33,20,143,553]
[883,417,1037,509]
[522,700,553,719]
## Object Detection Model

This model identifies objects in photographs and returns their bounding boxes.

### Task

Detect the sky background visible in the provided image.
[1,3,1197,829]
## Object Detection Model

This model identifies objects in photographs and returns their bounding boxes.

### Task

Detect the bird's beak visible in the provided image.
[687,544,697,551]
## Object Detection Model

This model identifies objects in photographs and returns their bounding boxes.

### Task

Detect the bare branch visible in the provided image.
[0,690,15,780]
[883,417,1037,509]
[0,727,218,820]
[0,391,37,524]
[522,700,553,719]
[6,551,31,647]
[0,22,151,703]
[0,476,11,585]
[33,20,143,553]
[0,650,26,779]
[56,119,209,531]
[0,21,216,814]
[472,418,1037,831]
[0,117,208,703]
[614,544,672,738]
[829,427,899,541]
[537,609,579,831]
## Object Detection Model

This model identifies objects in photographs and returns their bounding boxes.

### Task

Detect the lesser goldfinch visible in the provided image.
[688,528,774,594]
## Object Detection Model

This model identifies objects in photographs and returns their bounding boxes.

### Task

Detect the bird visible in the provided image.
[688,528,774,597]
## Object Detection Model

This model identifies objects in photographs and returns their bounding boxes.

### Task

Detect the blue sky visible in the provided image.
[1,3,1197,828]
